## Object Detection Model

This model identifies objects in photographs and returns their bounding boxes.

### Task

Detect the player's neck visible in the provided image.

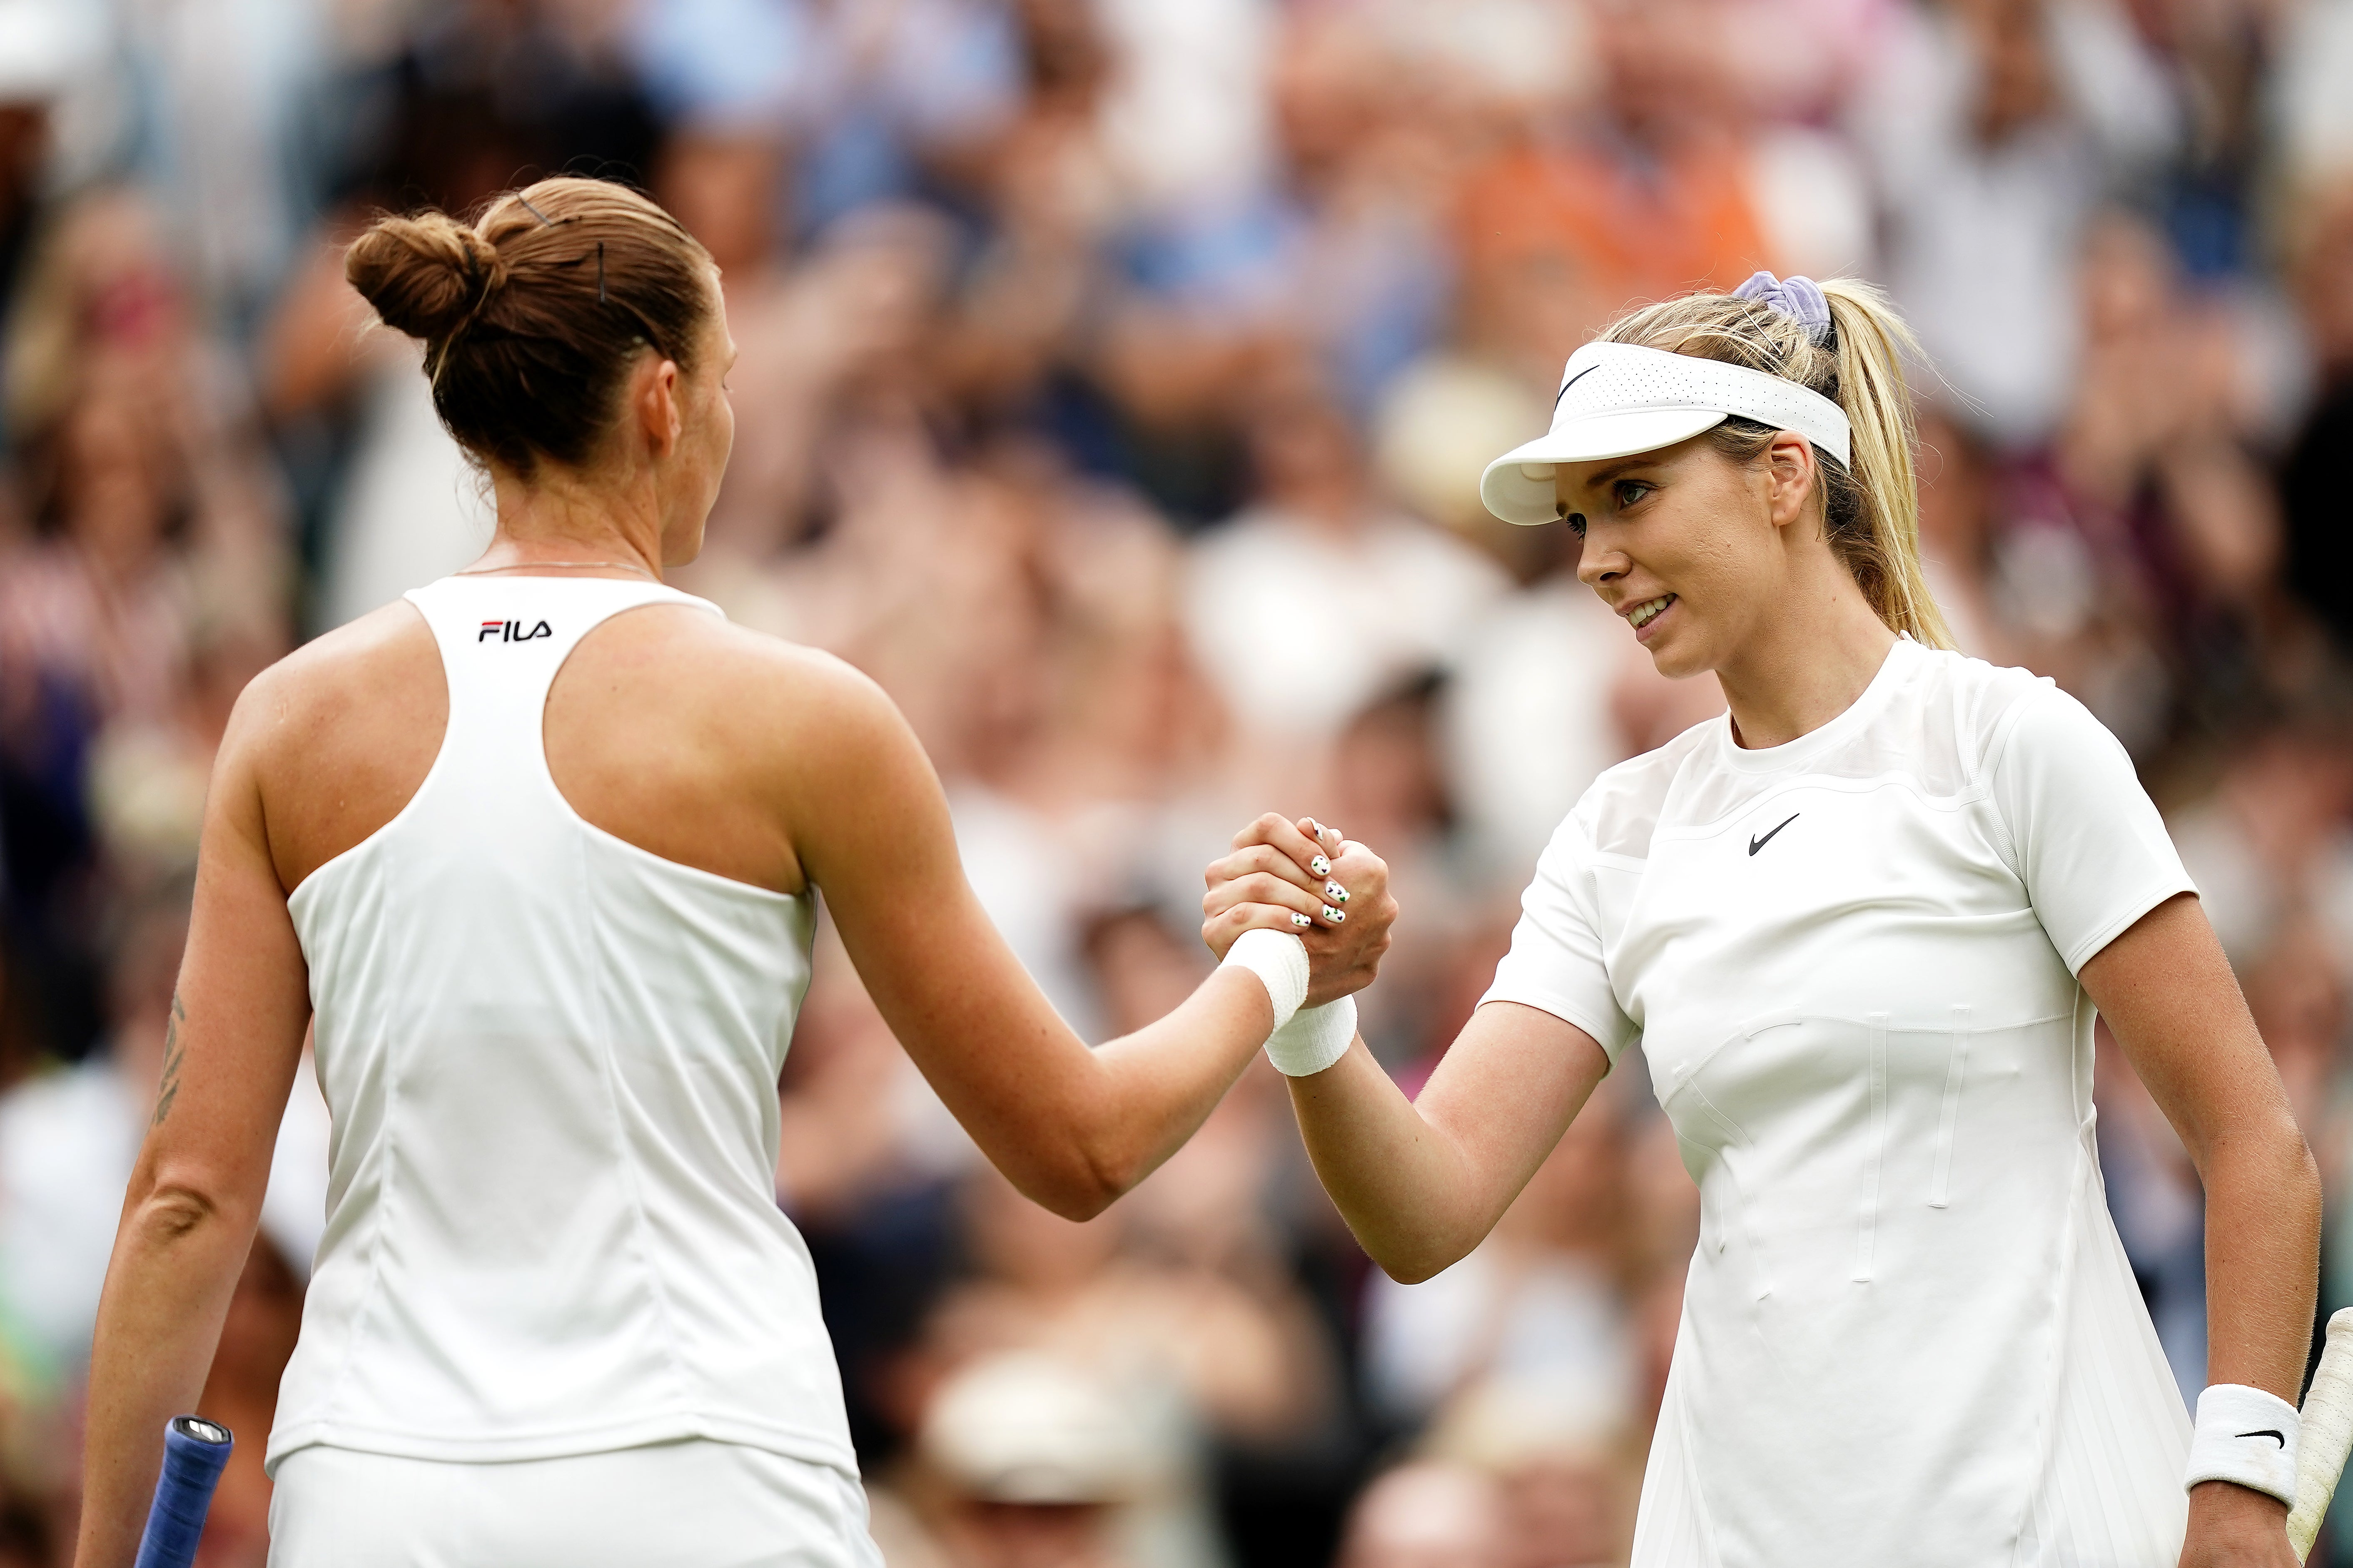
[484,462,667,580]
[1717,591,1899,752]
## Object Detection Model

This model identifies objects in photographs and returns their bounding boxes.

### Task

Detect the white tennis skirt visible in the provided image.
[268,1440,885,1568]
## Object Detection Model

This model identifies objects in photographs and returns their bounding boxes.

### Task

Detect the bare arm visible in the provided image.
[1196,822,1611,1279]
[786,671,1393,1220]
[75,699,310,1568]
[2081,892,2318,1566]
[1281,1002,1611,1282]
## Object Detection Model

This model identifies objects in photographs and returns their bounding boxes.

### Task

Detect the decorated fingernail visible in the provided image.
[1325,880,1348,903]
[1309,855,1331,877]
[1322,906,1345,923]
[1290,911,1314,928]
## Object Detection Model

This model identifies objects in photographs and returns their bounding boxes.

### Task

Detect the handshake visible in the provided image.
[1199,813,1400,1071]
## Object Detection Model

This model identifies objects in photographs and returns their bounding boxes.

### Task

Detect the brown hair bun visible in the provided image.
[341,178,715,478]
[345,212,508,342]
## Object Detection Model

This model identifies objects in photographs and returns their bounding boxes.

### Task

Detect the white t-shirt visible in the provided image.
[1485,635,2196,1568]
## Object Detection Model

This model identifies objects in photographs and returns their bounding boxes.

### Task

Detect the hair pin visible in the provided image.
[516,193,555,227]
[596,241,606,304]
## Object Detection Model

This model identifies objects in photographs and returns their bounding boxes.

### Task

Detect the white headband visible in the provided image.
[1479,341,1853,526]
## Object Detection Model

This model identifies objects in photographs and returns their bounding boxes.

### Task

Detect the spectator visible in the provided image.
[1360,1100,1638,1432]
[928,1165,1333,1451]
[0,886,327,1380]
[182,1235,305,1567]
[2,2,2349,1563]
[632,0,1025,237]
[0,932,37,1098]
[1421,1371,1636,1568]
[0,186,287,1058]
[1455,0,1780,328]
[2283,176,2353,658]
[106,0,333,330]
[1184,363,1506,764]
[2055,212,2277,628]
[913,1350,1149,1568]
[1335,1461,1508,1568]
[0,0,83,453]
[2166,716,2353,971]
[1855,0,2179,446]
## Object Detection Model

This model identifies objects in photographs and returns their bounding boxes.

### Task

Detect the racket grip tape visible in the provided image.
[132,1416,233,1568]
[2292,1309,2353,1562]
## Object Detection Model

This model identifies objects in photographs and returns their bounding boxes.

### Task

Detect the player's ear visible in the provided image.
[1764,431,1815,532]
[635,356,684,458]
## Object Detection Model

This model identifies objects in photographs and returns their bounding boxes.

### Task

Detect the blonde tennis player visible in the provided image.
[72,177,1393,1568]
[1206,273,2318,1566]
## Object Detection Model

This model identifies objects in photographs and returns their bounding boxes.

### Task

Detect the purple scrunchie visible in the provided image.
[1733,270,1833,344]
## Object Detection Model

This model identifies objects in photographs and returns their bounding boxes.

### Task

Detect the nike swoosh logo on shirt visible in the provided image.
[1552,364,1599,409]
[2237,1429,2287,1447]
[1748,814,1799,856]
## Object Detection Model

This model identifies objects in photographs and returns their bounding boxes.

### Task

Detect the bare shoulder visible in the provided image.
[581,605,909,758]
[233,600,440,752]
[229,601,445,891]
[547,607,929,895]
[667,611,885,701]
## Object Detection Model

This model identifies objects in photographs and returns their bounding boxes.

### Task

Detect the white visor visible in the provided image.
[1478,341,1852,525]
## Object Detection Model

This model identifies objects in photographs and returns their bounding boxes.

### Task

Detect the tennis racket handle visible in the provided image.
[131,1416,234,1568]
[2291,1309,2353,1562]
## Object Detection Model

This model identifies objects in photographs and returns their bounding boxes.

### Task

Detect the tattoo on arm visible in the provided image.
[152,993,187,1127]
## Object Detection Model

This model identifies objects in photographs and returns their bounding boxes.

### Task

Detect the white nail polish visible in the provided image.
[1290,911,1313,928]
[1326,881,1348,902]
[1323,906,1344,923]
[1310,855,1331,877]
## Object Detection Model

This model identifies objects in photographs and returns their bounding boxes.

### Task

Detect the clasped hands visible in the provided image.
[1201,814,1397,1008]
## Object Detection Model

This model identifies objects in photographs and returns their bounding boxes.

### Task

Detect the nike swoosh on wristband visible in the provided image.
[1748,814,1799,856]
[2237,1429,2287,1447]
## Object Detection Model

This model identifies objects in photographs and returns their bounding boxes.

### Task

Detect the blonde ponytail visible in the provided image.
[1596,278,1955,651]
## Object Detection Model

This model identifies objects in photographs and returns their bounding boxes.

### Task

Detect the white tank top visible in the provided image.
[269,575,852,1477]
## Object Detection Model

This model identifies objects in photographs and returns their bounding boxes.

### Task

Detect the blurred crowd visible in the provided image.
[1,0,2351,1563]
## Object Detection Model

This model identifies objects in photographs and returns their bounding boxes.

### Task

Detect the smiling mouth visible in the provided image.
[1627,594,1675,630]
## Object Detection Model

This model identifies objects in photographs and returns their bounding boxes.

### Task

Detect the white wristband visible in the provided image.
[1266,995,1356,1078]
[1220,928,1309,1034]
[2186,1383,2299,1506]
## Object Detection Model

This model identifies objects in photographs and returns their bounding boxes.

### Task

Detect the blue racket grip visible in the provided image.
[132,1416,233,1568]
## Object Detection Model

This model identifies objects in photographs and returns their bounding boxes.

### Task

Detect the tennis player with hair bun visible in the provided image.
[1206,273,2319,1565]
[71,175,1396,1568]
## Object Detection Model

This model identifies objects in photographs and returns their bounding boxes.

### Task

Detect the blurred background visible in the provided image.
[0,0,2350,1562]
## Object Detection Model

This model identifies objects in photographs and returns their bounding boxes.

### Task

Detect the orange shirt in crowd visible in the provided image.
[1459,138,1778,326]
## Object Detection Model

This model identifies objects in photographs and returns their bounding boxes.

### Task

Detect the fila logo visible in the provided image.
[479,620,553,644]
